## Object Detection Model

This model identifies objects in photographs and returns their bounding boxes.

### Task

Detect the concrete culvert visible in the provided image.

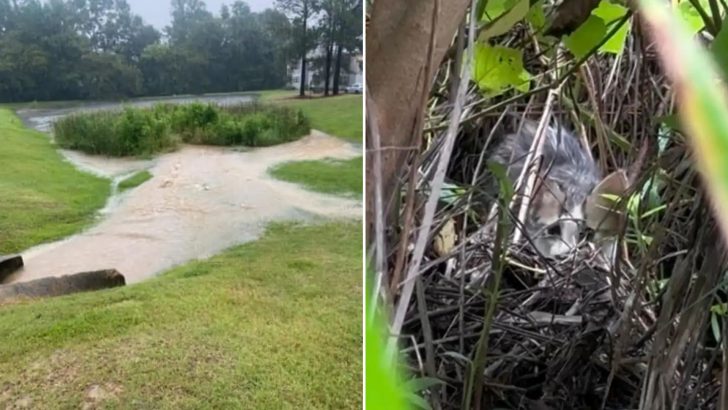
[0,269,125,304]
[0,255,23,284]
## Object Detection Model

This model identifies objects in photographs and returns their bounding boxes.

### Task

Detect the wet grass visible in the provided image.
[260,91,362,142]
[0,221,362,409]
[118,171,152,192]
[0,109,109,254]
[262,90,363,198]
[271,157,363,198]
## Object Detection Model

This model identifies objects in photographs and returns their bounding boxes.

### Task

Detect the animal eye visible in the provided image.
[581,227,595,241]
[546,224,561,236]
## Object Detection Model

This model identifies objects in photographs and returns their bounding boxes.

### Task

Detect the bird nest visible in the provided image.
[399,229,665,409]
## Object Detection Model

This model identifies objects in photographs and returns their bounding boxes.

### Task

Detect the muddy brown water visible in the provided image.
[8,94,361,284]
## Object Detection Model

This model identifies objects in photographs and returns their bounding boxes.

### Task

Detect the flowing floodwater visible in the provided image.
[7,94,361,284]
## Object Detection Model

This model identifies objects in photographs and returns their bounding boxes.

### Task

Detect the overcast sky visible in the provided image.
[125,0,277,30]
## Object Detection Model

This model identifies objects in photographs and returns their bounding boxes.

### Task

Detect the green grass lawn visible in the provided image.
[261,89,363,198]
[117,170,152,192]
[0,221,362,409]
[0,109,109,254]
[260,91,362,142]
[271,157,363,198]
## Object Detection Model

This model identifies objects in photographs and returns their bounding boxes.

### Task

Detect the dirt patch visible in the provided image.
[82,382,123,409]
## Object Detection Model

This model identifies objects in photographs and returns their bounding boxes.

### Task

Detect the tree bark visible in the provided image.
[324,13,334,95]
[299,1,309,97]
[333,44,343,95]
[365,0,470,241]
[0,269,126,304]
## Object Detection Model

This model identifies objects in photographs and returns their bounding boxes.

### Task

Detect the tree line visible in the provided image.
[276,0,362,96]
[0,0,362,103]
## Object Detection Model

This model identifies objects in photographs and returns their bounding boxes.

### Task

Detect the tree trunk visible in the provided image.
[299,1,309,97]
[333,44,342,95]
[324,13,334,96]
[365,0,470,240]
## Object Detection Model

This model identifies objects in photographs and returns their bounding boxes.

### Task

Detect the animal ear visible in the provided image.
[586,170,629,235]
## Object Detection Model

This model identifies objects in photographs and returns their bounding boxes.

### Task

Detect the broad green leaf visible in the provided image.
[676,0,707,34]
[481,0,514,22]
[711,16,728,81]
[473,44,531,95]
[564,15,608,59]
[592,1,630,53]
[480,0,530,40]
[527,0,547,30]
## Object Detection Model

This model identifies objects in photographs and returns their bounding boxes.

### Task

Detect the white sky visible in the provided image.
[125,0,277,29]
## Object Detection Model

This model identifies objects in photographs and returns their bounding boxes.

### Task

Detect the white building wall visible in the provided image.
[287,49,362,89]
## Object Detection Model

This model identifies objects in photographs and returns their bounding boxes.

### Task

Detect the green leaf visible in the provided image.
[472,44,531,95]
[365,264,410,410]
[564,15,608,59]
[711,16,728,81]
[712,302,728,315]
[481,0,514,22]
[527,0,547,30]
[440,182,466,205]
[479,0,530,40]
[487,160,515,204]
[677,0,707,34]
[592,0,630,53]
[711,312,722,343]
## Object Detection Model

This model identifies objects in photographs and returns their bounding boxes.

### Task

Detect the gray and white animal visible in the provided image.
[487,119,627,258]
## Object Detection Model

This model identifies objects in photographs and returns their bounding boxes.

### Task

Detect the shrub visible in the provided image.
[52,102,311,157]
[209,118,244,145]
[53,111,118,155]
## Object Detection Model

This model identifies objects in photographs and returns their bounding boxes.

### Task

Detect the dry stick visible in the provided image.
[510,88,559,246]
[390,0,441,295]
[720,315,728,410]
[458,110,510,353]
[366,89,388,320]
[581,63,616,172]
[386,0,474,360]
[415,276,442,410]
[450,21,466,105]
[466,208,509,410]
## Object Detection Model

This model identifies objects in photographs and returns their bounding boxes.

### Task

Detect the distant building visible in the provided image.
[288,47,362,91]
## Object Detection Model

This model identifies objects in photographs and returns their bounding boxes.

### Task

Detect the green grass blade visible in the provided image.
[638,0,728,240]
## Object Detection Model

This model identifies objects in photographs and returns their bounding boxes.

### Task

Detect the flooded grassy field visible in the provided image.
[8,94,361,284]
